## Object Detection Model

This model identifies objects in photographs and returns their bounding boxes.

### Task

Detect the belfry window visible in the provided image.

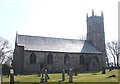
[30,53,36,64]
[64,54,70,65]
[47,53,53,64]
[79,55,84,65]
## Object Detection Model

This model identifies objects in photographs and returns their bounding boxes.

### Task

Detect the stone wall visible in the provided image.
[13,46,24,74]
[23,50,104,74]
[23,51,80,73]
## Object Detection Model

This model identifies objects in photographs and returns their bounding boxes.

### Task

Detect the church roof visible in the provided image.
[16,34,102,54]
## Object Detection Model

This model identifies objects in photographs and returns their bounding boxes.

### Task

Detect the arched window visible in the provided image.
[94,56,99,63]
[47,53,53,64]
[79,55,84,65]
[30,53,36,64]
[64,54,70,65]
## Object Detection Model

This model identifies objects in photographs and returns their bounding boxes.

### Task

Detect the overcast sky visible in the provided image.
[0,0,119,50]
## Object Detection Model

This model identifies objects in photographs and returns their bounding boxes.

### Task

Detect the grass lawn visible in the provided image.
[2,69,119,83]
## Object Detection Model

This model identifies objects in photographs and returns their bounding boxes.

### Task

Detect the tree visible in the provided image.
[0,37,13,65]
[106,41,120,68]
[105,54,110,68]
[2,64,10,75]
[0,37,13,83]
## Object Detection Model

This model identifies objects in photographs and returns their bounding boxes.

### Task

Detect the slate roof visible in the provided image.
[16,34,102,53]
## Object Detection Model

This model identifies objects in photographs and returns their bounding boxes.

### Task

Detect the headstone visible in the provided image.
[110,63,114,70]
[62,69,65,81]
[102,66,106,74]
[44,69,48,82]
[69,68,73,83]
[109,67,112,71]
[10,67,14,84]
[40,69,44,83]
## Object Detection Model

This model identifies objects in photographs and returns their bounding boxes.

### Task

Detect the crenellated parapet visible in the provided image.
[86,10,104,22]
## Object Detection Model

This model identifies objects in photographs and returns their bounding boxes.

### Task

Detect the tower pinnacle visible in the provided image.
[92,9,94,16]
[101,11,104,18]
[86,13,88,19]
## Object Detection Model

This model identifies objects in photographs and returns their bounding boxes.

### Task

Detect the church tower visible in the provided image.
[86,10,106,54]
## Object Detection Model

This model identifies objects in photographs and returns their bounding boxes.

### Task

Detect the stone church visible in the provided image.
[13,10,106,74]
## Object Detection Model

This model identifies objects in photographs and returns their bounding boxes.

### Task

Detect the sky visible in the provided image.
[0,0,118,51]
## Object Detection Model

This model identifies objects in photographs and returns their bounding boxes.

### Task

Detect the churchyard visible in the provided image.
[2,69,119,84]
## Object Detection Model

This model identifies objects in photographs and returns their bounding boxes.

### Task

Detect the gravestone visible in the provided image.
[44,69,48,82]
[109,67,112,71]
[62,69,65,81]
[102,66,106,74]
[10,67,14,84]
[111,65,114,70]
[40,69,44,83]
[69,68,73,83]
